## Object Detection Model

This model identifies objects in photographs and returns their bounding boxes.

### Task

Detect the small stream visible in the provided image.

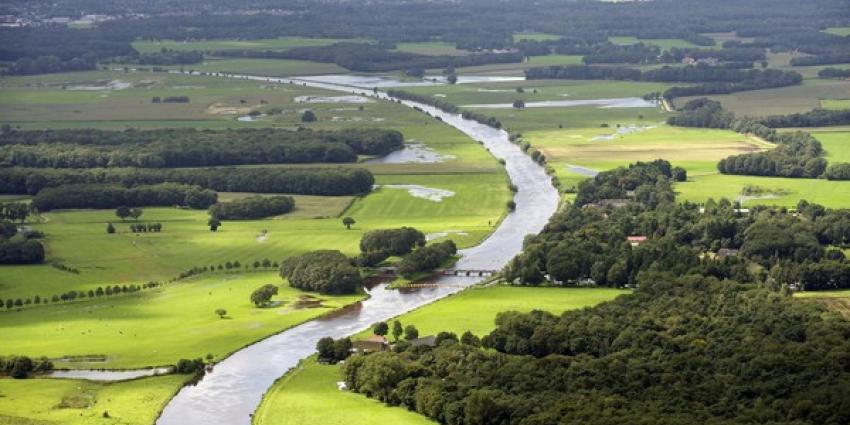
[144,71,560,425]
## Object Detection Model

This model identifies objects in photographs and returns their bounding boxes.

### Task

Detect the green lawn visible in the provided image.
[253,286,626,425]
[132,37,357,53]
[1,272,364,369]
[0,375,189,425]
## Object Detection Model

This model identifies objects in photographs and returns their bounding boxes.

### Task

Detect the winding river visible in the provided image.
[155,73,560,425]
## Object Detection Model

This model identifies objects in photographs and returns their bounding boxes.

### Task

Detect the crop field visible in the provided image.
[1,272,365,369]
[0,374,190,425]
[675,79,850,116]
[253,286,626,425]
[813,131,850,162]
[608,36,699,50]
[132,37,357,53]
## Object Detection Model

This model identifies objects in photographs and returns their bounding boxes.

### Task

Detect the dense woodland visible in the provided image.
[343,160,850,424]
[0,128,403,168]
[31,183,216,211]
[0,167,375,196]
[209,195,295,220]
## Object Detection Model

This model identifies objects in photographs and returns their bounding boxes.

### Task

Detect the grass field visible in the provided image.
[0,375,189,425]
[676,174,850,208]
[253,286,626,425]
[813,131,850,162]
[392,42,470,56]
[676,79,850,116]
[821,99,850,110]
[513,32,561,42]
[527,124,769,177]
[132,37,357,53]
[795,289,850,319]
[608,36,699,50]
[823,27,850,36]
[1,272,364,369]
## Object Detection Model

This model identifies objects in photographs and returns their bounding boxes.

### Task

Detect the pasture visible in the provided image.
[0,375,189,425]
[676,174,850,208]
[608,36,699,50]
[813,131,850,162]
[253,285,626,425]
[675,79,850,116]
[1,272,364,369]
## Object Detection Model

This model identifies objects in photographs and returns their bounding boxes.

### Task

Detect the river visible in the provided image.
[156,72,560,425]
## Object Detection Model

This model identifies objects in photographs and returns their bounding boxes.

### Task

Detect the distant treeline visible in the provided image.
[31,183,216,211]
[669,99,847,179]
[0,128,403,168]
[790,53,850,67]
[758,109,850,128]
[112,50,204,66]
[525,65,802,99]
[213,43,523,73]
[386,90,502,129]
[0,167,375,197]
[209,196,295,220]
[819,68,850,79]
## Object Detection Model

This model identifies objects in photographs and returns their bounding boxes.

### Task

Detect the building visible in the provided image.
[352,335,387,354]
[408,335,437,348]
[627,236,647,247]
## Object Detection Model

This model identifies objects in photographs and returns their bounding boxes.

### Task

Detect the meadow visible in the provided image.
[1,272,365,369]
[253,285,627,425]
[608,36,699,50]
[813,130,850,162]
[0,374,189,425]
[675,79,850,116]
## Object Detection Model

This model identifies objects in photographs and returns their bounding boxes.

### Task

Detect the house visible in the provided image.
[352,335,388,354]
[717,248,739,259]
[627,236,647,247]
[583,198,631,209]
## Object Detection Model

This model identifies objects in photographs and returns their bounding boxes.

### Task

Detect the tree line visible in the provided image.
[0,167,376,197]
[818,68,850,79]
[0,128,404,168]
[386,90,502,129]
[31,183,217,211]
[209,196,295,220]
[525,64,802,99]
[213,43,524,73]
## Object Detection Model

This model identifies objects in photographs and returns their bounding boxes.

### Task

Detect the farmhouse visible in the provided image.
[352,335,388,354]
[627,236,647,247]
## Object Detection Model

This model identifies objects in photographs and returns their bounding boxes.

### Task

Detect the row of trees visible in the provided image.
[386,90,502,129]
[213,43,523,73]
[31,183,217,211]
[758,109,850,128]
[5,282,162,312]
[0,128,404,168]
[0,202,31,223]
[0,167,375,197]
[209,196,295,220]
[525,65,803,99]
[0,355,53,379]
[819,68,850,79]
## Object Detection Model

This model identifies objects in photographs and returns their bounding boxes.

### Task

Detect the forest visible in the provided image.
[209,195,295,220]
[0,128,404,168]
[31,183,216,211]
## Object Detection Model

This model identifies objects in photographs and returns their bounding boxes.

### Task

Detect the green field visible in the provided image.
[675,79,850,116]
[132,37,357,53]
[608,36,698,51]
[676,174,850,208]
[821,99,850,110]
[0,375,189,425]
[823,27,850,36]
[527,124,769,177]
[513,32,561,42]
[253,286,626,425]
[813,131,850,162]
[1,272,364,369]
[392,42,470,56]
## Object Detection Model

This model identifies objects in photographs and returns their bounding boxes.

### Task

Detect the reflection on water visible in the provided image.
[295,74,525,88]
[157,71,559,425]
[48,367,171,381]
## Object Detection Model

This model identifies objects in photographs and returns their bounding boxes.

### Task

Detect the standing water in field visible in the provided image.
[156,72,560,425]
